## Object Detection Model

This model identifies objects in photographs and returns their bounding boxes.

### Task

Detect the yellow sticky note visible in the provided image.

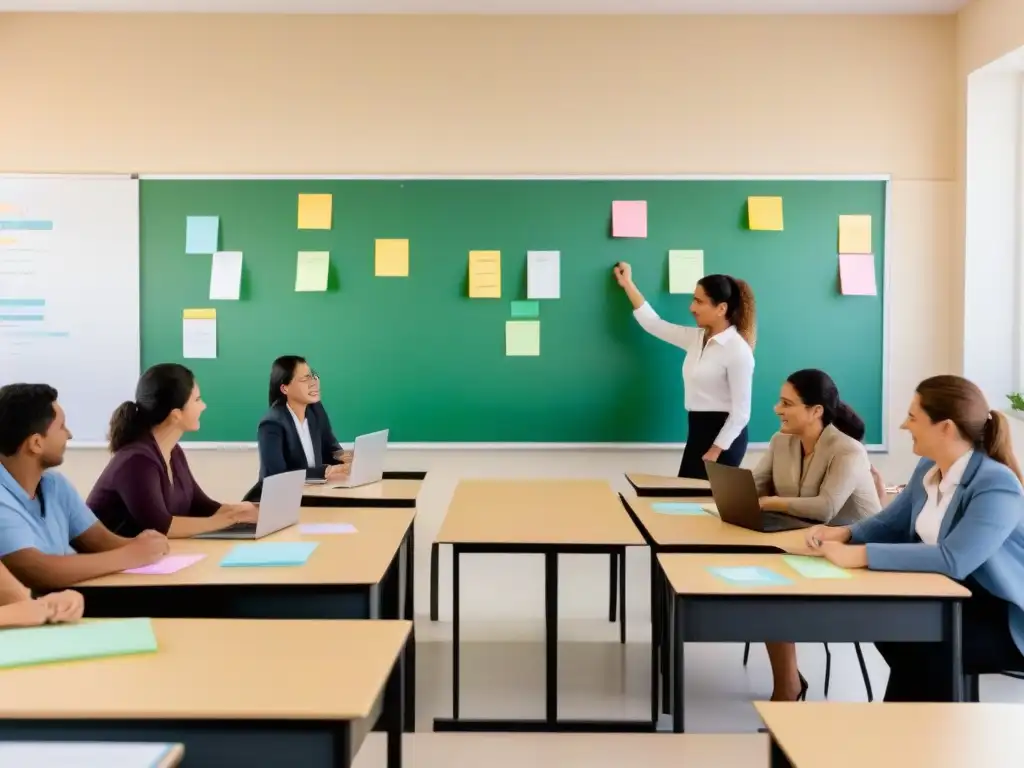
[839,215,872,254]
[506,321,540,356]
[182,308,216,320]
[469,250,501,298]
[295,251,330,292]
[375,239,409,277]
[297,194,332,230]
[748,196,784,231]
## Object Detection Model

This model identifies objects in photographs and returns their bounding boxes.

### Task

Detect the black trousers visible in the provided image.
[678,410,748,479]
[876,582,1024,702]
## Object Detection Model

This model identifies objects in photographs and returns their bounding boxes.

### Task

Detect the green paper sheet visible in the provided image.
[0,618,158,670]
[783,555,853,579]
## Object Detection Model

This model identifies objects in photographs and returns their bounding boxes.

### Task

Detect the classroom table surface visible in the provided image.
[436,479,644,546]
[625,473,711,493]
[657,552,971,598]
[0,619,410,721]
[756,702,1024,768]
[77,507,414,588]
[0,742,184,768]
[627,496,813,550]
[302,478,422,502]
[354,732,768,767]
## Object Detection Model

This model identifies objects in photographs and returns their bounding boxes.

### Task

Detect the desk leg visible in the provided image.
[661,571,671,715]
[649,551,660,722]
[608,552,618,622]
[387,642,405,768]
[948,599,964,702]
[430,543,440,622]
[404,529,416,733]
[545,551,559,723]
[671,596,685,733]
[451,545,461,720]
[618,548,626,645]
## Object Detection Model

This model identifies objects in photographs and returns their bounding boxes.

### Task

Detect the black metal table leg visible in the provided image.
[451,545,461,720]
[949,599,964,702]
[608,552,618,623]
[430,543,440,622]
[672,596,684,733]
[618,548,626,645]
[545,551,559,723]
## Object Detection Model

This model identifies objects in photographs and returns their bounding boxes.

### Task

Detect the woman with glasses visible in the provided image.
[254,356,349,487]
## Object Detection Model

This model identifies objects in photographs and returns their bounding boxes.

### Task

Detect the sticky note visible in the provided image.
[782,555,853,580]
[612,200,647,238]
[182,308,217,359]
[469,250,501,298]
[839,253,877,296]
[506,320,540,356]
[668,250,704,294]
[220,542,319,567]
[297,194,332,230]
[0,618,158,669]
[375,238,409,277]
[839,215,872,254]
[299,522,357,535]
[651,502,706,515]
[209,251,243,300]
[124,554,206,575]
[510,300,539,319]
[185,216,219,254]
[527,250,560,299]
[708,566,792,586]
[295,251,330,292]
[748,197,784,231]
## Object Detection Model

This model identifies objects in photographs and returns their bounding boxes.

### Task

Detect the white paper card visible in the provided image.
[182,315,217,359]
[527,250,560,300]
[209,251,243,300]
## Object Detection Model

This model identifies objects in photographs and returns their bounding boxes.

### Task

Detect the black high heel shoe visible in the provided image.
[797,673,809,702]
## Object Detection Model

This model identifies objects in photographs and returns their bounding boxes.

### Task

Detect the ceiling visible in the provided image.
[0,0,972,14]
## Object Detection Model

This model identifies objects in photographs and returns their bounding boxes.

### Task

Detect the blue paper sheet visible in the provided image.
[220,542,319,567]
[185,216,219,254]
[651,502,706,515]
[708,566,793,587]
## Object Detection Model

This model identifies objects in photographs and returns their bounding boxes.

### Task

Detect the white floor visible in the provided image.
[410,619,1024,732]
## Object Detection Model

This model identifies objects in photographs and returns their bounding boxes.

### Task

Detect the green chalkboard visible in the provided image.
[139,178,886,444]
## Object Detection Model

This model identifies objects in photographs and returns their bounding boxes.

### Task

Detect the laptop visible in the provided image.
[704,461,813,533]
[332,429,389,489]
[195,469,304,539]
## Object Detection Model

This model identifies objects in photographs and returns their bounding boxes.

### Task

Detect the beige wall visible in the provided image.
[2,13,957,620]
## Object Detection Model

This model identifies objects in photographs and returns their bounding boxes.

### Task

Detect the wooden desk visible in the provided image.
[433,480,647,734]
[0,742,183,767]
[0,619,409,768]
[302,475,423,509]
[75,507,417,732]
[625,473,712,498]
[658,553,970,732]
[756,702,1024,768]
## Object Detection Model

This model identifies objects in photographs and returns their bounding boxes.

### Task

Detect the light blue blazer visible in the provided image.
[849,452,1024,656]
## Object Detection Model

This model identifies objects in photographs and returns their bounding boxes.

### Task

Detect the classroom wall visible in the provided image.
[3,13,956,622]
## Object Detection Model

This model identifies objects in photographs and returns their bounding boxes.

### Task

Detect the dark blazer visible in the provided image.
[256,401,342,482]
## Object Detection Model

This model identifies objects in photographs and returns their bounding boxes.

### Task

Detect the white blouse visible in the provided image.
[632,302,755,450]
[915,450,973,545]
[287,406,317,469]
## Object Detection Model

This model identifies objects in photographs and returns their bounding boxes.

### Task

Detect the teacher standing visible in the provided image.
[613,262,757,479]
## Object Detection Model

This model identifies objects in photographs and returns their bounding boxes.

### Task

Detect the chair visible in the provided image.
[964,668,1024,702]
[742,641,874,701]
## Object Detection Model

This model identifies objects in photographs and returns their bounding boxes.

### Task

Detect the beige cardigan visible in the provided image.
[752,424,881,525]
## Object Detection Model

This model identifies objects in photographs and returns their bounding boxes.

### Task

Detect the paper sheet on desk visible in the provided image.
[651,502,706,515]
[299,523,357,535]
[124,554,206,575]
[708,566,792,586]
[782,555,852,579]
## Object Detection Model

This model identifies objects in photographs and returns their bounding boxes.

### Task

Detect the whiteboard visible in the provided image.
[0,175,139,444]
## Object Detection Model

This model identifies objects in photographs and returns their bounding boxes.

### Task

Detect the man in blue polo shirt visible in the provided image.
[0,383,169,591]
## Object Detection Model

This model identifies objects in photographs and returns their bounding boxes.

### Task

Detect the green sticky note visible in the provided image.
[506,320,540,356]
[783,555,853,579]
[0,618,158,669]
[668,250,704,295]
[220,541,319,567]
[295,251,330,292]
[510,300,540,319]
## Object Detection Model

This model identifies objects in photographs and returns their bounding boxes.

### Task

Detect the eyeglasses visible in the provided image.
[297,371,320,383]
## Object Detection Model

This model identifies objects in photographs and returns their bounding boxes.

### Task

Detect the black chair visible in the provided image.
[742,641,874,701]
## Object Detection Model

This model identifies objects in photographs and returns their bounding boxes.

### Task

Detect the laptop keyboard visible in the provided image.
[220,522,257,533]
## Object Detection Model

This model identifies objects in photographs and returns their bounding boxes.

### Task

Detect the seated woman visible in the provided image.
[0,560,82,628]
[255,356,349,486]
[87,364,257,538]
[807,375,1024,701]
[752,369,882,701]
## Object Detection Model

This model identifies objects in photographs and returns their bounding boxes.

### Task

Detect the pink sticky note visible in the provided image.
[299,523,357,535]
[612,201,647,238]
[839,253,877,296]
[124,554,206,575]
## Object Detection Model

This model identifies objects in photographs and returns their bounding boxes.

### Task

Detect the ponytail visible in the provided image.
[108,401,147,453]
[983,410,1023,484]
[831,399,866,441]
[730,277,757,350]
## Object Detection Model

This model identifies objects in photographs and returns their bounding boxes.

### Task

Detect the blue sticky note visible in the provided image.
[651,502,706,515]
[185,216,219,255]
[220,542,319,567]
[708,566,793,587]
